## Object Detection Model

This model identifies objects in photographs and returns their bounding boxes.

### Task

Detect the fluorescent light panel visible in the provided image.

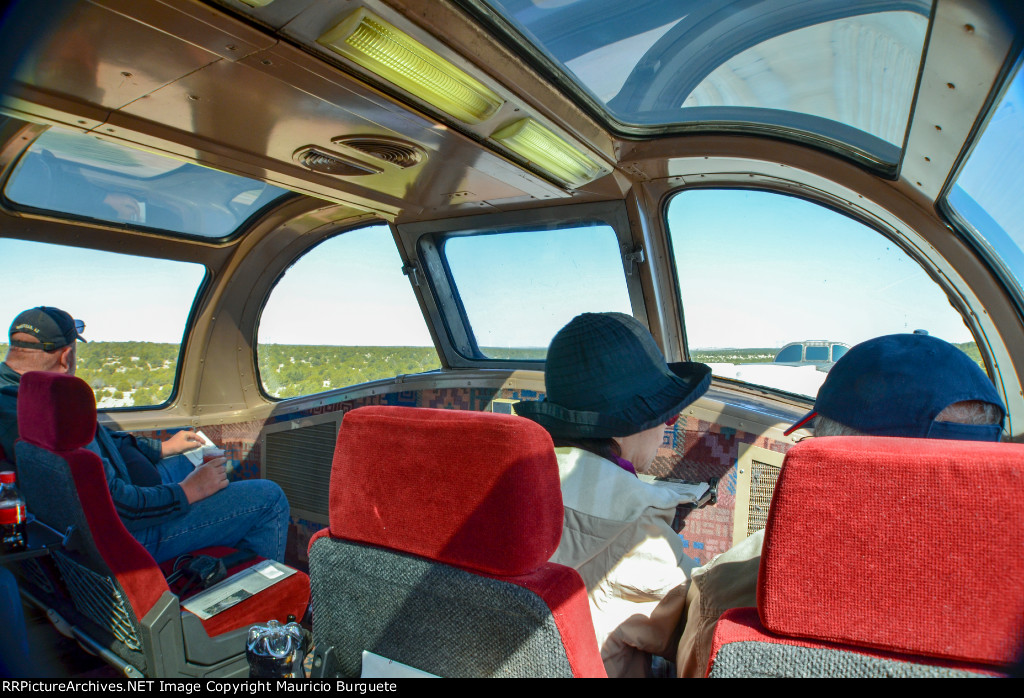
[318,9,503,125]
[491,118,605,187]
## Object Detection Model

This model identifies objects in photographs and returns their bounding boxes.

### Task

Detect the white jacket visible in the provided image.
[549,447,695,678]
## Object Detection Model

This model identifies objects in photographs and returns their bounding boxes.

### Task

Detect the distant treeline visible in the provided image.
[691,348,778,364]
[0,341,179,407]
[257,344,442,398]
[0,340,983,406]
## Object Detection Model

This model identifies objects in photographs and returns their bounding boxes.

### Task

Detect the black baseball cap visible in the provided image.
[8,307,87,351]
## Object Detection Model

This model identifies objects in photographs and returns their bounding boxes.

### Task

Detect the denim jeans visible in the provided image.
[138,456,290,564]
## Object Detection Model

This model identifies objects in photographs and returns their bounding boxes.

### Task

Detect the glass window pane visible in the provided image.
[257,224,440,399]
[0,239,206,408]
[667,189,978,397]
[675,12,925,155]
[831,344,849,361]
[944,60,1024,303]
[476,0,929,164]
[4,127,291,239]
[443,225,632,359]
[774,345,802,363]
[805,345,829,362]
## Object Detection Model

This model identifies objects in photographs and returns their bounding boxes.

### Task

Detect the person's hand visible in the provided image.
[179,458,228,504]
[161,430,207,457]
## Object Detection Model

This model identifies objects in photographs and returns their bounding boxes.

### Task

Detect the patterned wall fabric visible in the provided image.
[652,417,790,565]
[132,385,788,568]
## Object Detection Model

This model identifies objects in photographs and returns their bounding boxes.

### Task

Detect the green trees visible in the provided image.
[0,340,986,406]
[256,344,441,398]
[61,342,179,407]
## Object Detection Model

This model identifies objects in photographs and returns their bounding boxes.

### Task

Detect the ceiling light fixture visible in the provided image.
[491,118,606,187]
[318,9,504,125]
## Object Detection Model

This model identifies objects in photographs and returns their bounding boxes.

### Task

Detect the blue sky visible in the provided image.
[10,68,1024,352]
[258,225,435,346]
[0,196,977,353]
[444,225,631,349]
[668,189,976,349]
[947,64,1024,287]
[0,239,205,344]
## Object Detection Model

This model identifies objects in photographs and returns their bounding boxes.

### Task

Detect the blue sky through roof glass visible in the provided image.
[4,128,290,239]
[946,62,1024,299]
[477,0,928,163]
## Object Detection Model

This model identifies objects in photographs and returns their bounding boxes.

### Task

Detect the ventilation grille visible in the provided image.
[294,146,382,176]
[746,458,782,537]
[265,422,337,520]
[332,136,425,168]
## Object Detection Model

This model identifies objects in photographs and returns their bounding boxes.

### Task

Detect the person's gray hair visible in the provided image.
[813,400,1001,436]
[812,414,863,437]
[934,400,1002,425]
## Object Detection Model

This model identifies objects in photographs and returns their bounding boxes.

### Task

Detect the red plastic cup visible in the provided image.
[203,448,226,464]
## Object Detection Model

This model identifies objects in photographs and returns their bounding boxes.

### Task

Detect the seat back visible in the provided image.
[16,371,168,669]
[308,405,606,678]
[15,371,311,676]
[708,436,1024,676]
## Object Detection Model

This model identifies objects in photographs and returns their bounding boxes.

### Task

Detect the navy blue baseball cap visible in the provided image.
[8,307,87,351]
[784,333,1004,441]
[513,312,711,439]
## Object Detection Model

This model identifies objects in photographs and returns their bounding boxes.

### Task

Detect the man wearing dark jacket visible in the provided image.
[675,333,1006,677]
[1,306,288,563]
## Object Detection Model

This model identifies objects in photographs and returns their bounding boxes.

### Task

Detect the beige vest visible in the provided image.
[549,447,695,678]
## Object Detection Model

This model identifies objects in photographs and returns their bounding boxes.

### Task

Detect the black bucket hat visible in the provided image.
[514,312,711,439]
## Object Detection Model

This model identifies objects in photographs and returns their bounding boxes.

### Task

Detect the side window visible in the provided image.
[943,59,1024,307]
[666,189,979,398]
[805,346,829,362]
[774,345,802,363]
[442,224,632,359]
[257,224,440,399]
[0,239,206,408]
[4,127,290,240]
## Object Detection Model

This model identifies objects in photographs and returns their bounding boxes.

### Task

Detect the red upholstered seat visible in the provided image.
[708,608,1008,677]
[707,436,1024,677]
[308,405,606,678]
[15,371,310,676]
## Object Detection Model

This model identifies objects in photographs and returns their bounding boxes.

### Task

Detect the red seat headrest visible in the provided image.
[758,436,1024,666]
[17,371,96,451]
[329,405,562,577]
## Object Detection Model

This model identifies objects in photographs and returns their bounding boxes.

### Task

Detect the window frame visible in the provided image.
[0,128,298,244]
[661,183,991,402]
[452,0,933,176]
[397,201,646,369]
[938,48,1024,319]
[253,222,442,402]
[0,235,210,413]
